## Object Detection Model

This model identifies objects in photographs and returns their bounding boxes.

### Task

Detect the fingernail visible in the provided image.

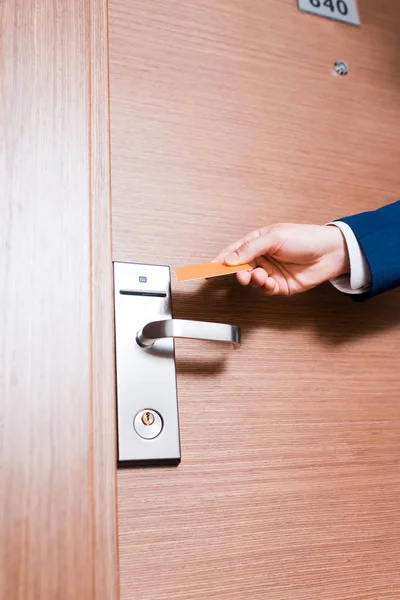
[225,251,239,265]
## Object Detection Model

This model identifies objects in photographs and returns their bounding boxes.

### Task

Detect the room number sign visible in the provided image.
[298,0,360,26]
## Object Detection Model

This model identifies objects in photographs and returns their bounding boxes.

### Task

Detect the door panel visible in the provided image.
[109,1,400,598]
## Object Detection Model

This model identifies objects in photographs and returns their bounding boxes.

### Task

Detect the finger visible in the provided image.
[263,277,280,295]
[250,267,267,288]
[213,248,238,263]
[213,229,264,263]
[225,230,280,266]
[236,258,259,285]
[255,256,286,295]
[255,255,273,273]
[236,270,252,285]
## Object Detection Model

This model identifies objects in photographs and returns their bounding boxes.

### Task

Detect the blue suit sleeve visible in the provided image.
[338,200,400,300]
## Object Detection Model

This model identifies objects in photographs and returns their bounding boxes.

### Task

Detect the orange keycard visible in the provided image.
[174,261,252,282]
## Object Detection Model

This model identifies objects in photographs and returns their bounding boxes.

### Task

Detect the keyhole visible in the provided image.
[134,409,163,440]
[142,411,155,426]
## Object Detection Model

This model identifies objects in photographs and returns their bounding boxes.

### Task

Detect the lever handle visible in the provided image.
[136,319,241,348]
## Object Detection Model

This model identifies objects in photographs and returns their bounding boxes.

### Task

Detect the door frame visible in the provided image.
[90,0,119,596]
[0,1,118,598]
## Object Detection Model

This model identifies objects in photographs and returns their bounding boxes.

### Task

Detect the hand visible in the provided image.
[214,224,350,295]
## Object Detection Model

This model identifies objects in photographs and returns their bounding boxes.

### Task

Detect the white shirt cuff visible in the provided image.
[327,221,372,294]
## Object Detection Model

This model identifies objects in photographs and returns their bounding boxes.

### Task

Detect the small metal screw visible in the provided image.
[142,411,155,426]
[334,61,349,76]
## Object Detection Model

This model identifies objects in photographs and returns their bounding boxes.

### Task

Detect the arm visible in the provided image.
[215,201,400,298]
[335,200,400,299]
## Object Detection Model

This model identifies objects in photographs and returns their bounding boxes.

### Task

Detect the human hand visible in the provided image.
[214,224,350,295]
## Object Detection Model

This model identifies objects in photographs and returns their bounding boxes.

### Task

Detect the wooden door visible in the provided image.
[1,1,117,598]
[109,1,400,598]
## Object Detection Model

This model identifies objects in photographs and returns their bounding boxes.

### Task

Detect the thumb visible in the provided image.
[224,231,279,265]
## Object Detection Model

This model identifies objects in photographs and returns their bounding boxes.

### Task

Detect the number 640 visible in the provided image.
[310,0,349,15]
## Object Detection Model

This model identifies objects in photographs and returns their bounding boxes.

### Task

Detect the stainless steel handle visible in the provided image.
[115,262,241,467]
[137,319,241,348]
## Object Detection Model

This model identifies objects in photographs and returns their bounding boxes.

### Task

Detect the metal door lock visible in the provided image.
[134,409,163,440]
[141,411,155,426]
[114,262,241,467]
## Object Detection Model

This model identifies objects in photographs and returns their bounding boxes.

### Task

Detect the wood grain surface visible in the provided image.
[90,0,119,598]
[0,1,117,599]
[109,0,400,598]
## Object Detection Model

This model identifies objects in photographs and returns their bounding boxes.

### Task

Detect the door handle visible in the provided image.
[113,262,241,467]
[136,319,241,348]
